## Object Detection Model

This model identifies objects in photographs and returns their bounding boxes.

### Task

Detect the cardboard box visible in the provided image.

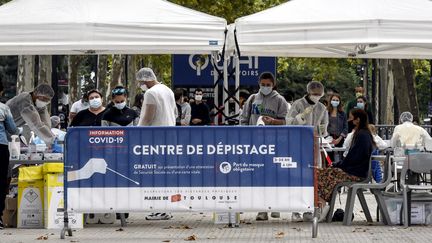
[17,179,44,228]
[384,197,425,225]
[44,173,83,229]
[212,212,240,225]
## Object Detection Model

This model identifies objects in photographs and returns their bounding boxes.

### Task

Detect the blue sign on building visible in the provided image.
[172,55,276,87]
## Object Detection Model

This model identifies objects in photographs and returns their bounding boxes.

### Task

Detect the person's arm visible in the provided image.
[319,110,329,137]
[181,105,191,125]
[341,112,348,138]
[240,95,254,125]
[3,107,19,135]
[21,106,55,145]
[285,101,303,125]
[390,126,400,147]
[139,104,156,126]
[374,135,389,150]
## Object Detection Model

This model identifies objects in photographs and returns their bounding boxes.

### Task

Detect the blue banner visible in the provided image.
[172,55,276,86]
[65,126,315,212]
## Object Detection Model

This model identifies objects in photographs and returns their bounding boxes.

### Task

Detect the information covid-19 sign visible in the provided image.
[65,126,314,213]
[172,55,276,87]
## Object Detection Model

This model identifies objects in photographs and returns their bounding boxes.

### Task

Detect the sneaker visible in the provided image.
[291,212,303,222]
[0,219,4,229]
[270,212,280,218]
[318,205,330,223]
[256,212,268,221]
[145,213,172,220]
[303,212,314,222]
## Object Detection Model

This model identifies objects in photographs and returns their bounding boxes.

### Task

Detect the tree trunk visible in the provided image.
[38,55,52,85]
[97,55,109,101]
[68,55,83,104]
[378,59,394,125]
[391,59,419,122]
[127,55,138,107]
[111,54,124,88]
[17,55,35,94]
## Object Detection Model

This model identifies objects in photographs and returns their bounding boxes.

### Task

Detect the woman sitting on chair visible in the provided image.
[317,108,375,220]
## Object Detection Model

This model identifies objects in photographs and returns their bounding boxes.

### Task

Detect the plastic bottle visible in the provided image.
[9,135,20,160]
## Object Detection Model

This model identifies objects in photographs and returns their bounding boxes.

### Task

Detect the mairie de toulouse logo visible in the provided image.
[219,162,232,174]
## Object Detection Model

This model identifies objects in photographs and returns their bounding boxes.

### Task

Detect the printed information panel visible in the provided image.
[65,126,314,212]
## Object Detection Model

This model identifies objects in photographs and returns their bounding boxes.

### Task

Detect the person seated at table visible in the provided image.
[390,111,431,149]
[317,109,375,221]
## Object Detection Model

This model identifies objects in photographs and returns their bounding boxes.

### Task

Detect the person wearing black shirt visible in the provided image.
[102,86,138,126]
[70,89,106,127]
[190,88,210,126]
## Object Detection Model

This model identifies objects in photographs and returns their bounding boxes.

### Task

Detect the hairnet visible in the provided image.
[307,81,324,95]
[136,67,157,82]
[400,111,413,123]
[50,116,61,128]
[33,84,55,98]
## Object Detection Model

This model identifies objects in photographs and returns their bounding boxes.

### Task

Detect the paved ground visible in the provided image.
[2,192,432,243]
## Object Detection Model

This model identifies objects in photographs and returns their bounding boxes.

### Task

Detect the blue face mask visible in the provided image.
[356,102,365,109]
[331,100,340,108]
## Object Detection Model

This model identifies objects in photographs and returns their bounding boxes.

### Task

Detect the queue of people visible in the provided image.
[1,68,431,229]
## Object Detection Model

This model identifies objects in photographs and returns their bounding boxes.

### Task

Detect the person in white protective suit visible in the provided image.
[285,81,329,222]
[136,67,176,220]
[286,81,329,137]
[6,84,55,145]
[390,111,431,149]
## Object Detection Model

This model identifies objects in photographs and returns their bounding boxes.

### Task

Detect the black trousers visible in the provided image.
[0,144,10,217]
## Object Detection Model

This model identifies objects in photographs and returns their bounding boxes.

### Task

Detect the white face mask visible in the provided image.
[89,98,102,109]
[195,95,203,101]
[259,85,273,96]
[140,83,148,91]
[331,100,340,107]
[114,101,126,110]
[35,99,49,108]
[309,95,323,104]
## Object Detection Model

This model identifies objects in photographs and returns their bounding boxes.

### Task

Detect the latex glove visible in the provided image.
[67,158,108,181]
[256,116,265,126]
[318,124,326,134]
[303,106,313,115]
[17,127,23,134]
[295,113,307,125]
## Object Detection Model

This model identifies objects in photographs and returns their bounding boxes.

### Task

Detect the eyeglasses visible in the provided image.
[112,88,126,95]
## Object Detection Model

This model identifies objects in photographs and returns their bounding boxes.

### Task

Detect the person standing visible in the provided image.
[136,67,176,220]
[240,72,288,221]
[102,86,138,127]
[137,68,177,127]
[69,90,106,127]
[0,81,20,229]
[241,72,288,126]
[327,94,348,160]
[190,88,210,126]
[175,89,191,126]
[6,83,55,145]
[69,93,89,123]
[286,81,328,222]
[131,93,144,118]
[345,86,372,116]
[355,96,374,124]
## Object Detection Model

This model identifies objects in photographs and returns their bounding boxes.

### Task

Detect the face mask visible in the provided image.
[356,102,365,109]
[89,98,102,109]
[355,92,363,98]
[331,100,340,108]
[140,84,148,92]
[114,101,126,110]
[195,95,203,101]
[35,99,49,108]
[309,95,323,104]
[259,86,273,96]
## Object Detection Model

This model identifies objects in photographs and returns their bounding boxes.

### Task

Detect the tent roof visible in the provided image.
[234,0,432,58]
[0,0,227,55]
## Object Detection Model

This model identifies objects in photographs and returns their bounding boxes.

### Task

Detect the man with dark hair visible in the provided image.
[174,89,191,126]
[241,72,288,126]
[0,80,20,229]
[190,88,210,126]
[240,72,289,221]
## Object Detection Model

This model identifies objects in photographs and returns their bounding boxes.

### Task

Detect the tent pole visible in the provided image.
[212,52,219,125]
[223,58,228,124]
[234,55,240,121]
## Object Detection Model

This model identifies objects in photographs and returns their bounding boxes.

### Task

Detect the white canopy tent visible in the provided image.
[0,0,227,55]
[234,0,432,59]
